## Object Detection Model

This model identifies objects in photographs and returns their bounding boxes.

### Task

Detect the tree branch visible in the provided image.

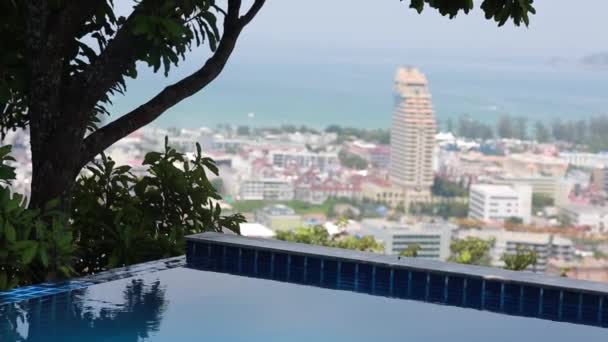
[57,0,107,43]
[81,0,266,165]
[240,0,266,26]
[68,5,143,121]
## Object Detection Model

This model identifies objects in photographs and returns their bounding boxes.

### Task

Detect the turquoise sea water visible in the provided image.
[109,57,608,130]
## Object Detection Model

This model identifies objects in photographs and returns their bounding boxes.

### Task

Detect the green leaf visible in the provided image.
[161,18,185,38]
[0,85,10,103]
[19,241,37,264]
[201,12,219,38]
[0,166,16,182]
[201,22,217,51]
[409,0,424,13]
[0,145,13,158]
[114,165,132,174]
[133,15,152,36]
[0,272,7,291]
[143,152,162,165]
[5,222,16,242]
[44,198,61,211]
[58,265,74,277]
[39,248,49,267]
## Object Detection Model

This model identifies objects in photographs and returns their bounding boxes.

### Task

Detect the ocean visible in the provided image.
[108,56,608,130]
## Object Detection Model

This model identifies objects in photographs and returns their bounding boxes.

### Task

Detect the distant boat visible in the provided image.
[247,112,255,118]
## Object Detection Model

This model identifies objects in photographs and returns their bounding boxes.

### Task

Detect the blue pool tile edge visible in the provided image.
[186,232,608,328]
[0,256,185,306]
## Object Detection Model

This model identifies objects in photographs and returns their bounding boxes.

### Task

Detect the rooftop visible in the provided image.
[239,223,275,238]
[508,153,569,166]
[459,229,573,246]
[561,204,608,214]
[258,204,297,216]
[470,184,521,196]
[357,219,454,237]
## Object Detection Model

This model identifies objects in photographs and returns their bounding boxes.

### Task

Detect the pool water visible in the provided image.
[2,267,607,341]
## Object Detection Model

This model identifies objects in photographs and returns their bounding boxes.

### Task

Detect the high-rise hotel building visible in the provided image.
[389,67,437,207]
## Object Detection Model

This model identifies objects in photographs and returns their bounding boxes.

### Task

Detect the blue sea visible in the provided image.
[108,55,608,130]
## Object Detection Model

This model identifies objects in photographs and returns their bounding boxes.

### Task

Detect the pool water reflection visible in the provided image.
[1,267,607,341]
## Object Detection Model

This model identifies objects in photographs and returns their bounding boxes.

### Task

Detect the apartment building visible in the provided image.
[357,219,455,260]
[239,178,294,201]
[469,184,532,224]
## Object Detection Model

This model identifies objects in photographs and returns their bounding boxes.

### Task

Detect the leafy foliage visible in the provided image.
[407,0,536,26]
[409,201,469,219]
[496,115,529,140]
[505,216,524,226]
[338,150,369,170]
[210,177,225,195]
[399,243,422,257]
[548,116,608,151]
[449,237,494,265]
[501,246,537,271]
[275,226,384,253]
[532,193,554,212]
[1,138,244,290]
[0,146,74,290]
[71,137,244,274]
[534,120,551,143]
[325,125,391,145]
[432,176,468,197]
[0,0,224,135]
[456,116,494,140]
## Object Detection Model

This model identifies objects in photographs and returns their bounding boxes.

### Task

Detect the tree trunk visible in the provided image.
[29,116,84,213]
[30,140,75,208]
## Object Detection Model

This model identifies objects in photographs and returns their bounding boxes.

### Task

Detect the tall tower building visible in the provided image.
[390,67,437,208]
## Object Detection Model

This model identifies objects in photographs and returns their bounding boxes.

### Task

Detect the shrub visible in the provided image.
[0,138,244,290]
[71,138,245,274]
[0,146,73,290]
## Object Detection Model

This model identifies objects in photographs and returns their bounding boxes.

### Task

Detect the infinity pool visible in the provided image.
[2,266,607,341]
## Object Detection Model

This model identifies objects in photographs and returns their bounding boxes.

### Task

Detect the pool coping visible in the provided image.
[0,256,185,305]
[186,232,608,296]
[186,232,608,327]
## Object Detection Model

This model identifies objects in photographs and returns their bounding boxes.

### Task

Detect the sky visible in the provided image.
[113,0,607,65]
[233,0,607,61]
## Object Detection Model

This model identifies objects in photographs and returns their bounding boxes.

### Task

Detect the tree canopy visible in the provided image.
[501,246,537,271]
[1,0,266,209]
[406,0,536,26]
[399,243,422,258]
[449,237,494,265]
[275,226,384,253]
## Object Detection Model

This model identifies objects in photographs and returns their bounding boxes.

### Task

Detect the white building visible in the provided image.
[491,175,574,207]
[254,204,303,231]
[389,67,437,207]
[560,151,608,169]
[239,223,275,238]
[560,204,608,234]
[504,153,569,178]
[457,229,575,273]
[239,178,294,201]
[469,184,532,224]
[356,219,455,260]
[269,150,339,172]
